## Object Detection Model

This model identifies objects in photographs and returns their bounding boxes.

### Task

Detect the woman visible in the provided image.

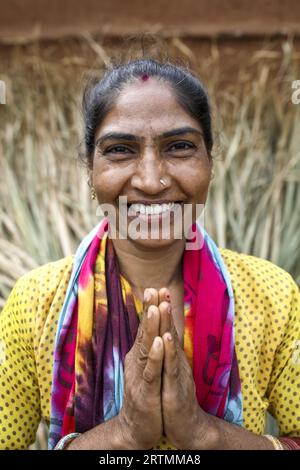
[0,59,299,450]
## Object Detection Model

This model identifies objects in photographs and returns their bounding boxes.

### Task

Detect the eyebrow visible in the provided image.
[160,127,204,139]
[95,126,203,146]
[95,132,139,146]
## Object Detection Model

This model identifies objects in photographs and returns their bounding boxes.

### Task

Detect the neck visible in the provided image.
[112,238,185,299]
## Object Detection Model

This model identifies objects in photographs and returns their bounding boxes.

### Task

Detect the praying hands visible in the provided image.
[117,288,214,450]
[66,289,279,450]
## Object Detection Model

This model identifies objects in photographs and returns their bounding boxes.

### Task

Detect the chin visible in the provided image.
[128,234,183,251]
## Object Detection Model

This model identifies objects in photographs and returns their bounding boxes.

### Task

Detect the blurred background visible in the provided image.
[0,0,299,449]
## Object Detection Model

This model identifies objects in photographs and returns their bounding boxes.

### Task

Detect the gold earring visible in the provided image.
[90,187,96,200]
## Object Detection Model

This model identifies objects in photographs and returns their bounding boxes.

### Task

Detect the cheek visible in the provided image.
[173,159,211,201]
[92,160,128,203]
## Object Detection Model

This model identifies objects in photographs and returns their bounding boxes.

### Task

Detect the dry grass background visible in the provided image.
[0,36,299,448]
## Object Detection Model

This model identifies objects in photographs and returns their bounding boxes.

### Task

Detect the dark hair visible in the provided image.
[82,58,213,165]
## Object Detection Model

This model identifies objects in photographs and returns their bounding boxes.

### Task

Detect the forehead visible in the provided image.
[97,78,201,137]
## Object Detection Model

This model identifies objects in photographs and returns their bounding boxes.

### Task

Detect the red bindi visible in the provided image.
[141,74,149,82]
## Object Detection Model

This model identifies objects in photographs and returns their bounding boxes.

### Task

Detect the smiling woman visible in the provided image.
[0,59,299,451]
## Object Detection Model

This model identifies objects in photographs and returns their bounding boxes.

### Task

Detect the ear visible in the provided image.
[87,168,93,187]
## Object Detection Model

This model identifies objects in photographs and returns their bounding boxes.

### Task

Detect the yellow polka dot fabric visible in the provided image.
[0,250,299,449]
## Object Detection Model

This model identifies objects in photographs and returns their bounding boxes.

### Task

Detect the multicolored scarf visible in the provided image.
[48,220,243,449]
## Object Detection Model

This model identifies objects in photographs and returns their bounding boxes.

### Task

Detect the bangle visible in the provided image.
[54,432,81,450]
[264,434,285,450]
[277,437,300,450]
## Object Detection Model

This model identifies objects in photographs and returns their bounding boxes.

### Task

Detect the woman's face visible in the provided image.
[92,78,212,249]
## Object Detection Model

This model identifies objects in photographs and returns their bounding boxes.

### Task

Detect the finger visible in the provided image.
[141,288,159,342]
[163,332,177,367]
[159,300,171,338]
[159,301,180,346]
[162,332,179,388]
[158,288,172,338]
[158,287,171,305]
[143,288,159,312]
[142,336,164,393]
[137,305,160,369]
[136,288,159,344]
[135,288,160,370]
[143,304,160,353]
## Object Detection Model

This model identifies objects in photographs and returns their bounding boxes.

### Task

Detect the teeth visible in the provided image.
[154,205,161,215]
[128,202,175,216]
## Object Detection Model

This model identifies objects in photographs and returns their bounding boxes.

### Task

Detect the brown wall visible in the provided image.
[1,0,300,44]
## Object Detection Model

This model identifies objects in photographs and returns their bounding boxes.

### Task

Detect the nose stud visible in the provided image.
[160,179,167,187]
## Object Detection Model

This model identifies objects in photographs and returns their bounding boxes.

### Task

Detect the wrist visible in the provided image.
[66,415,135,450]
[116,412,142,450]
[191,409,220,450]
[192,414,284,450]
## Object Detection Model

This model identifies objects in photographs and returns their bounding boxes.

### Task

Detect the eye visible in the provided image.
[105,145,135,154]
[166,141,196,153]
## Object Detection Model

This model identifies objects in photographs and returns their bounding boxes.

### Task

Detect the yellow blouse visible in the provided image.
[0,249,299,449]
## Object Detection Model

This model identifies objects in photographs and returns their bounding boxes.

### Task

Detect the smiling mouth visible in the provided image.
[126,201,184,216]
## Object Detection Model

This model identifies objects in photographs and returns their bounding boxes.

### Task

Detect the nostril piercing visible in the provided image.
[160,179,166,186]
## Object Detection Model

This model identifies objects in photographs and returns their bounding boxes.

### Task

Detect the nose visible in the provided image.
[131,147,168,194]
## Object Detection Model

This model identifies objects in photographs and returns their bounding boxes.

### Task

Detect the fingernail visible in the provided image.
[147,307,153,319]
[154,337,161,349]
[144,290,151,302]
[165,333,172,342]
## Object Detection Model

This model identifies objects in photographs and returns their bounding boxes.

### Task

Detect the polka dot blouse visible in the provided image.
[0,249,299,449]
